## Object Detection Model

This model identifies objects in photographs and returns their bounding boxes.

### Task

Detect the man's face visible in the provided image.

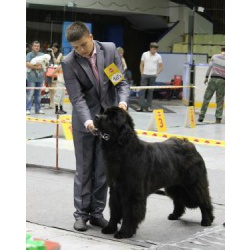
[150,47,158,55]
[32,43,40,53]
[70,34,94,57]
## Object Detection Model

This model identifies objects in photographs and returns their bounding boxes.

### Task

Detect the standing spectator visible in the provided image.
[136,42,163,112]
[61,21,130,232]
[198,47,225,123]
[51,65,67,114]
[117,47,127,72]
[26,43,30,87]
[26,40,45,115]
[116,47,128,101]
[45,43,63,109]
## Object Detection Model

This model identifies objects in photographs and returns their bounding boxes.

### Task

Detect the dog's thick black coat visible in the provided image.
[94,107,214,239]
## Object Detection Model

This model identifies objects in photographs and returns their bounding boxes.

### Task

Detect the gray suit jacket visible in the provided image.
[62,41,130,132]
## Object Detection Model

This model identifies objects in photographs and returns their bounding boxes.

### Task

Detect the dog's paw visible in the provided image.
[210,214,215,223]
[201,219,212,226]
[114,230,134,239]
[102,225,117,234]
[201,213,215,226]
[168,213,179,220]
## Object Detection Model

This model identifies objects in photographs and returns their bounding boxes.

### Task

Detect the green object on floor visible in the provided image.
[26,233,46,250]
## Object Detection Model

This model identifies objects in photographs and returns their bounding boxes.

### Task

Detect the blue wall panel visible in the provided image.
[103,24,123,48]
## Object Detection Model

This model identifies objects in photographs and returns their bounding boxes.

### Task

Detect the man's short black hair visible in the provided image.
[32,40,40,46]
[66,21,90,42]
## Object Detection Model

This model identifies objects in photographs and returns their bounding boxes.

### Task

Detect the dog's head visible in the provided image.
[94,106,135,144]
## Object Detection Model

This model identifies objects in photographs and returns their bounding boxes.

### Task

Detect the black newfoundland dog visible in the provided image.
[94,106,214,239]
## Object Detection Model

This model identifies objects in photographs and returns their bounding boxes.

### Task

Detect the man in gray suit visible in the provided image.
[61,22,130,231]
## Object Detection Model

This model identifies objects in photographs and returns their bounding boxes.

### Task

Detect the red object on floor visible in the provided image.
[34,238,61,250]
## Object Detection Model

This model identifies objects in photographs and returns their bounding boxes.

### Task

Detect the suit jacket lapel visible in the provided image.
[95,41,105,99]
[75,53,100,94]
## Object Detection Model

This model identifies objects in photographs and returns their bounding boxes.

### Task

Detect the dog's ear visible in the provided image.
[118,124,131,145]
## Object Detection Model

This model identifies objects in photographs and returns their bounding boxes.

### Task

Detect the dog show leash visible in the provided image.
[91,128,110,141]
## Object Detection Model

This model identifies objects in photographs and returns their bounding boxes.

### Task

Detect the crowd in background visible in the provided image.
[26,41,134,116]
[26,39,225,124]
[26,41,67,115]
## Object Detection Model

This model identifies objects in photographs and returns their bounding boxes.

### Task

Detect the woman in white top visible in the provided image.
[46,43,63,109]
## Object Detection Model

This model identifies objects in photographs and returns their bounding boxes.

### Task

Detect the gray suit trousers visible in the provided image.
[72,129,108,221]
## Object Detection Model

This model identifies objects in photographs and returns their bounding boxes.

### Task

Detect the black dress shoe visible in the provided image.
[198,116,204,122]
[215,118,221,124]
[136,108,143,112]
[55,109,67,114]
[73,219,87,231]
[90,217,108,228]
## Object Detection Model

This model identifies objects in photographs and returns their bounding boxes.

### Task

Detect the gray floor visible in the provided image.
[26,98,225,249]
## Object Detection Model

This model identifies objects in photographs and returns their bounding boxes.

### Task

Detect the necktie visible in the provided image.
[87,55,100,84]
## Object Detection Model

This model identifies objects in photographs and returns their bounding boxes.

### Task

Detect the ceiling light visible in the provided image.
[197,6,205,12]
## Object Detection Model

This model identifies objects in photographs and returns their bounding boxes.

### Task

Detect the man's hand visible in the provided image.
[34,64,42,70]
[204,78,208,85]
[87,121,96,133]
[118,103,127,111]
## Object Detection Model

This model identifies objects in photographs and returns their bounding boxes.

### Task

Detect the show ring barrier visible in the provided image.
[26,116,225,147]
[26,85,224,170]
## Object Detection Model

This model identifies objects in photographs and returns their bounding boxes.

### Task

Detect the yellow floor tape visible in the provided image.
[26,117,225,147]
